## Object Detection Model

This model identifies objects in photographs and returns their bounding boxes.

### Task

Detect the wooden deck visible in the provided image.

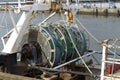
[0,72,41,80]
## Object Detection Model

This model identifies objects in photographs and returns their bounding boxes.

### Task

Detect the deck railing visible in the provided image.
[100,38,120,80]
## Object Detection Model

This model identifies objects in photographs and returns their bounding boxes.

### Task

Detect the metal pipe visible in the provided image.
[38,12,56,26]
[38,67,99,77]
[100,40,108,80]
[107,58,120,62]
[53,51,98,69]
[104,61,120,65]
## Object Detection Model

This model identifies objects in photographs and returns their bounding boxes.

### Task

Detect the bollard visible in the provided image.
[117,10,120,17]
[96,8,98,16]
[104,9,108,17]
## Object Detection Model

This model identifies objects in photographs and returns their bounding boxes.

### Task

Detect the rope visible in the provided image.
[8,8,18,33]
[65,24,93,75]
[73,15,100,65]
[75,17,99,43]
[107,39,120,58]
[59,9,93,75]
[4,10,9,35]
[74,17,120,64]
[0,10,6,28]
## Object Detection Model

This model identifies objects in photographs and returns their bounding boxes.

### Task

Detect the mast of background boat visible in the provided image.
[18,0,22,9]
[14,0,22,13]
[64,0,79,30]
[73,0,79,16]
[66,0,70,7]
[2,1,50,54]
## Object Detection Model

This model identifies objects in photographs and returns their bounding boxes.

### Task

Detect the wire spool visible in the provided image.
[20,22,88,67]
[52,23,88,62]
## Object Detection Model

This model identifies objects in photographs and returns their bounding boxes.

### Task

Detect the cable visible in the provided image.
[65,24,93,75]
[75,17,99,43]
[59,8,94,75]
[0,11,6,28]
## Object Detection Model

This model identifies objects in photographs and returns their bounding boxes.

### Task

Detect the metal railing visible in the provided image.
[100,38,120,80]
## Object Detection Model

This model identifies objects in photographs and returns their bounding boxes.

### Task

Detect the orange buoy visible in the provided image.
[67,10,73,23]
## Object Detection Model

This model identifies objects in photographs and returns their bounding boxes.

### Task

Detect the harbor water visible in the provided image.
[0,11,120,53]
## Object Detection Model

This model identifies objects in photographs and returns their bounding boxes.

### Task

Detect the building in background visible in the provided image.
[62,0,120,3]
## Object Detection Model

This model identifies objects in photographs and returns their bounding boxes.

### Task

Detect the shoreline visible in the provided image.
[77,8,120,17]
[0,7,120,17]
[0,5,120,17]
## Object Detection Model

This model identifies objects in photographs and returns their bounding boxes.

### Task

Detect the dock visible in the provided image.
[77,8,120,17]
[0,1,120,17]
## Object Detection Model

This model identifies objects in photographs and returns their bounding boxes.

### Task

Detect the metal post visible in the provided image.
[100,40,108,80]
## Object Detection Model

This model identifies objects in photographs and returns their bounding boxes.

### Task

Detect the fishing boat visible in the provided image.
[0,0,120,80]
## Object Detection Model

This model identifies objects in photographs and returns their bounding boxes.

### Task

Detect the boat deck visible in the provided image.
[104,69,120,80]
[0,72,40,80]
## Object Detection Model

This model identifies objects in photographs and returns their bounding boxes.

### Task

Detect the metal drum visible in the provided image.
[21,22,88,67]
